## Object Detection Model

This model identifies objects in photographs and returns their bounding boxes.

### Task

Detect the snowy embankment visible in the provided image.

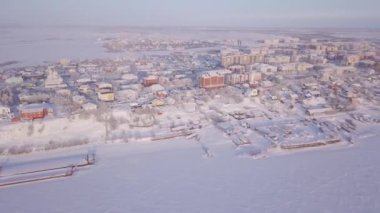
[0,115,106,154]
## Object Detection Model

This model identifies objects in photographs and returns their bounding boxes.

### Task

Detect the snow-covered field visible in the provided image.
[0,121,380,212]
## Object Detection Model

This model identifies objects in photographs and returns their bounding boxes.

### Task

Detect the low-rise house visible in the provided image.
[306,107,334,116]
[21,70,45,80]
[82,102,98,111]
[97,83,115,102]
[56,89,71,96]
[149,84,165,93]
[76,78,95,84]
[303,97,327,107]
[151,99,165,107]
[72,95,87,104]
[19,92,50,104]
[117,89,138,101]
[340,88,357,99]
[245,89,259,97]
[5,76,24,85]
[143,75,159,87]
[121,73,138,83]
[116,65,131,73]
[156,90,168,98]
[0,105,11,117]
[343,54,361,66]
[261,80,274,88]
[288,93,299,101]
[296,63,314,72]
[79,85,92,94]
[19,103,50,120]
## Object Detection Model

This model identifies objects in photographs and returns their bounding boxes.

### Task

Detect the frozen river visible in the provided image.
[0,26,275,67]
[0,125,379,213]
[0,27,141,67]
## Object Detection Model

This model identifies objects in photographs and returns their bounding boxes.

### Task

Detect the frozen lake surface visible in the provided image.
[0,26,275,67]
[0,27,145,67]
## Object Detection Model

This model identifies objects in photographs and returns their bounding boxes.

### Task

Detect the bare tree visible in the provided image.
[27,122,34,136]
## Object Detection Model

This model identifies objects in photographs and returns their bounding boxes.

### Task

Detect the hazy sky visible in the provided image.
[1,0,380,28]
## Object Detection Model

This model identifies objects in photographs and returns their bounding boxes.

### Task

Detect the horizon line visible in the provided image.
[1,24,380,30]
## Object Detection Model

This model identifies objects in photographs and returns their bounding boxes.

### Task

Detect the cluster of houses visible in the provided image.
[103,38,220,52]
[202,37,379,115]
[0,36,379,123]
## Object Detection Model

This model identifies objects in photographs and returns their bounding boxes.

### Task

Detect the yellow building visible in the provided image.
[97,83,115,102]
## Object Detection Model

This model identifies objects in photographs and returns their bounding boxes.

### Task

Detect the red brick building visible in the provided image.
[143,76,159,87]
[199,70,231,89]
[19,104,49,120]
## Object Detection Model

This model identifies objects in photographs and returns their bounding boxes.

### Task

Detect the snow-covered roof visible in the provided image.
[201,69,231,77]
[144,75,159,80]
[122,74,138,81]
[97,83,113,89]
[19,103,50,112]
[82,102,98,110]
[149,84,165,92]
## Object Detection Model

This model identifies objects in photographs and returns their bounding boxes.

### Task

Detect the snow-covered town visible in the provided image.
[1,31,379,154]
[1,1,380,212]
[1,27,380,212]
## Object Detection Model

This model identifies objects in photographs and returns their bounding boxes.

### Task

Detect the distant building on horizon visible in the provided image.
[221,49,266,68]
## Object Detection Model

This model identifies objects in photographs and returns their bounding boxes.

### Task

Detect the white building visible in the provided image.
[248,63,278,74]
[261,80,274,88]
[45,67,67,89]
[82,102,98,111]
[117,89,138,101]
[264,55,291,64]
[72,95,87,104]
[121,73,138,82]
[19,92,50,104]
[149,84,165,93]
[5,76,23,85]
[76,78,94,84]
[306,107,334,116]
[245,89,259,97]
[0,105,11,117]
[116,65,131,73]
